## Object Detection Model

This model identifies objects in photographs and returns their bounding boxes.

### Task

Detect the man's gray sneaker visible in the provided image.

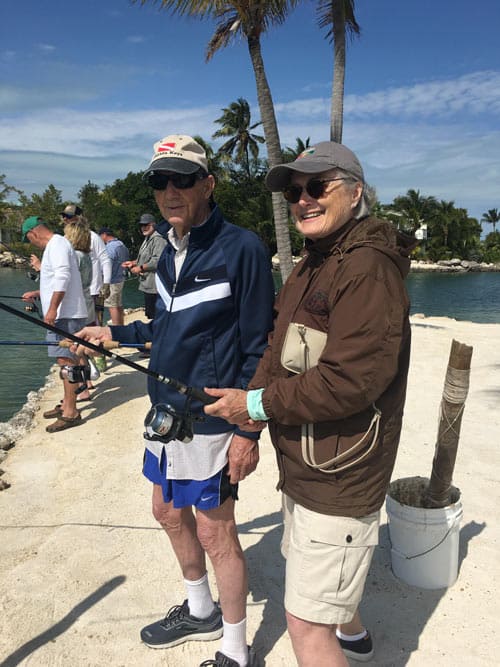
[141,599,222,648]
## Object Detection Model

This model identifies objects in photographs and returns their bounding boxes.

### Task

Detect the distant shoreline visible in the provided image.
[3,254,500,274]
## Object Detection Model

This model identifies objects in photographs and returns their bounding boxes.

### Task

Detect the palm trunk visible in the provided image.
[330,3,346,143]
[247,35,293,282]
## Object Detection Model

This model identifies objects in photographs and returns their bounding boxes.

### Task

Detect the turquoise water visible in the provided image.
[1,268,499,423]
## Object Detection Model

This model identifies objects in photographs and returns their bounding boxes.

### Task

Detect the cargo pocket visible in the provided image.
[291,508,380,606]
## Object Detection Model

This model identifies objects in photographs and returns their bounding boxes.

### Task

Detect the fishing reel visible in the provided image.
[59,364,91,384]
[143,403,202,444]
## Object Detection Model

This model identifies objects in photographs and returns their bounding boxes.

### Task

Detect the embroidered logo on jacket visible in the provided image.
[304,290,329,315]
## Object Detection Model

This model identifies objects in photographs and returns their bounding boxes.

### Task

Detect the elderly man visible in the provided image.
[76,134,274,667]
[21,215,88,433]
[122,213,167,320]
[205,141,416,667]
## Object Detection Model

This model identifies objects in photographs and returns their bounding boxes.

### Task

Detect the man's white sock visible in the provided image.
[221,617,248,666]
[336,628,368,642]
[184,573,215,619]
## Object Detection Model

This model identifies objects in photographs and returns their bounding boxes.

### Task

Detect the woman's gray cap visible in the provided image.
[266,141,364,191]
[139,213,156,226]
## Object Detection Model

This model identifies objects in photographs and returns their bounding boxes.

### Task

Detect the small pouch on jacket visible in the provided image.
[281,323,381,474]
[281,322,327,374]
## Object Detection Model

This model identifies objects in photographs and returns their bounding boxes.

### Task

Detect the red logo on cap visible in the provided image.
[157,142,177,153]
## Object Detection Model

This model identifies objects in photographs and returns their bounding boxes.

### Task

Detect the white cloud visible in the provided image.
[127,35,145,44]
[1,71,498,222]
[276,71,500,120]
[37,43,56,53]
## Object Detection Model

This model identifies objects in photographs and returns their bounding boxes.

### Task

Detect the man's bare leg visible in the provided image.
[57,358,80,419]
[152,484,207,581]
[108,306,124,326]
[197,498,247,624]
[286,611,349,667]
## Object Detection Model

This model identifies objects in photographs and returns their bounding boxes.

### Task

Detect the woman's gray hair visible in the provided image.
[336,169,376,220]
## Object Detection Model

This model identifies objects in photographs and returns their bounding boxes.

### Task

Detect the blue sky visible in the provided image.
[1,0,499,225]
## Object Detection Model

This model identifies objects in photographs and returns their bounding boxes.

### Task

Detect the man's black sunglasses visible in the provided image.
[146,170,208,191]
[282,177,349,204]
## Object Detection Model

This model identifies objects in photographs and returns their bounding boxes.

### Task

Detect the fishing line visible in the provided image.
[0,301,214,405]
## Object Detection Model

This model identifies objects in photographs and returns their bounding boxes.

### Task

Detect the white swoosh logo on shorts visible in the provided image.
[201,495,213,502]
[194,276,211,282]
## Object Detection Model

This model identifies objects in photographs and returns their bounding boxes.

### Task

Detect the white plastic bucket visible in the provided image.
[386,480,463,589]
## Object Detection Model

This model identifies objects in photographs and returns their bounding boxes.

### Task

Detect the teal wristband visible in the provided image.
[247,388,269,421]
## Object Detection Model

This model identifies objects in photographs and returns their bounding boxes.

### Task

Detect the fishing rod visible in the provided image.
[0,240,39,281]
[0,294,42,317]
[0,300,214,405]
[0,340,152,349]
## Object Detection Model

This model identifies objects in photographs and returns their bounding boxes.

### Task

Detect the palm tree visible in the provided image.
[391,189,437,234]
[213,98,265,178]
[282,136,311,162]
[135,0,298,281]
[481,208,500,234]
[192,135,228,181]
[316,1,360,143]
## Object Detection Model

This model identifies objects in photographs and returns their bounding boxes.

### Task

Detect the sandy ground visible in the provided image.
[0,313,499,667]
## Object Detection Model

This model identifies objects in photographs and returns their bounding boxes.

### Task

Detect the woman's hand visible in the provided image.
[204,388,250,426]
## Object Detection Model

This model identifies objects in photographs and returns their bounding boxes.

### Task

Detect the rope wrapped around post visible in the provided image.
[424,339,473,508]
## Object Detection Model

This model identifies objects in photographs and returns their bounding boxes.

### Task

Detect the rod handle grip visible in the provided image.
[189,386,218,405]
[60,339,120,350]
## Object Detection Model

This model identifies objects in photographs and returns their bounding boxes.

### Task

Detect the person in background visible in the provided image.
[64,220,95,401]
[122,213,167,320]
[21,216,87,433]
[97,227,129,326]
[61,205,112,326]
[204,141,416,667]
[76,134,274,667]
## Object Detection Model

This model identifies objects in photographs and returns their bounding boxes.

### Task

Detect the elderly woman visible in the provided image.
[205,142,416,667]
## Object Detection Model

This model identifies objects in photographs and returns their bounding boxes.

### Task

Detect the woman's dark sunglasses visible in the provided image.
[61,213,75,220]
[146,170,208,191]
[282,177,349,204]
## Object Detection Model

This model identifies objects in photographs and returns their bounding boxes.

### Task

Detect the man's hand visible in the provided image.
[44,306,58,326]
[129,264,143,276]
[29,254,41,272]
[122,260,136,269]
[99,284,111,300]
[22,290,39,302]
[227,434,259,483]
[72,325,112,357]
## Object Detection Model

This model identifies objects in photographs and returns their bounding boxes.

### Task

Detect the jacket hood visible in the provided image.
[305,216,417,279]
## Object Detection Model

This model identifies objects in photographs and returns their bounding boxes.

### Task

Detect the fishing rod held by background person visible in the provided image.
[0,240,39,282]
[0,294,42,317]
[0,340,152,349]
[0,300,213,405]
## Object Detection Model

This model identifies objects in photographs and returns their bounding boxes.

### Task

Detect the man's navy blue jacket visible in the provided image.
[111,205,275,437]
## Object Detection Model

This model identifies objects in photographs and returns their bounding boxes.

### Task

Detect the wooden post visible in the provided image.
[424,339,473,508]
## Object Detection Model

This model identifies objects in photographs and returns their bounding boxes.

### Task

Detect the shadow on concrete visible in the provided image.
[0,576,126,667]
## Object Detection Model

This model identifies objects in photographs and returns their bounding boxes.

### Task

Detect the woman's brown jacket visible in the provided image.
[250,216,415,517]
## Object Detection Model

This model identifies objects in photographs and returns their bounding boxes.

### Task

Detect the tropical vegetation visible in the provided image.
[1,4,498,265]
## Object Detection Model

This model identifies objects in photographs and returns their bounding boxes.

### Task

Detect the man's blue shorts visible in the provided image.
[46,317,87,359]
[143,448,238,510]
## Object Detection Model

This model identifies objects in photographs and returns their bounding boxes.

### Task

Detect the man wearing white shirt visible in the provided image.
[22,216,88,433]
